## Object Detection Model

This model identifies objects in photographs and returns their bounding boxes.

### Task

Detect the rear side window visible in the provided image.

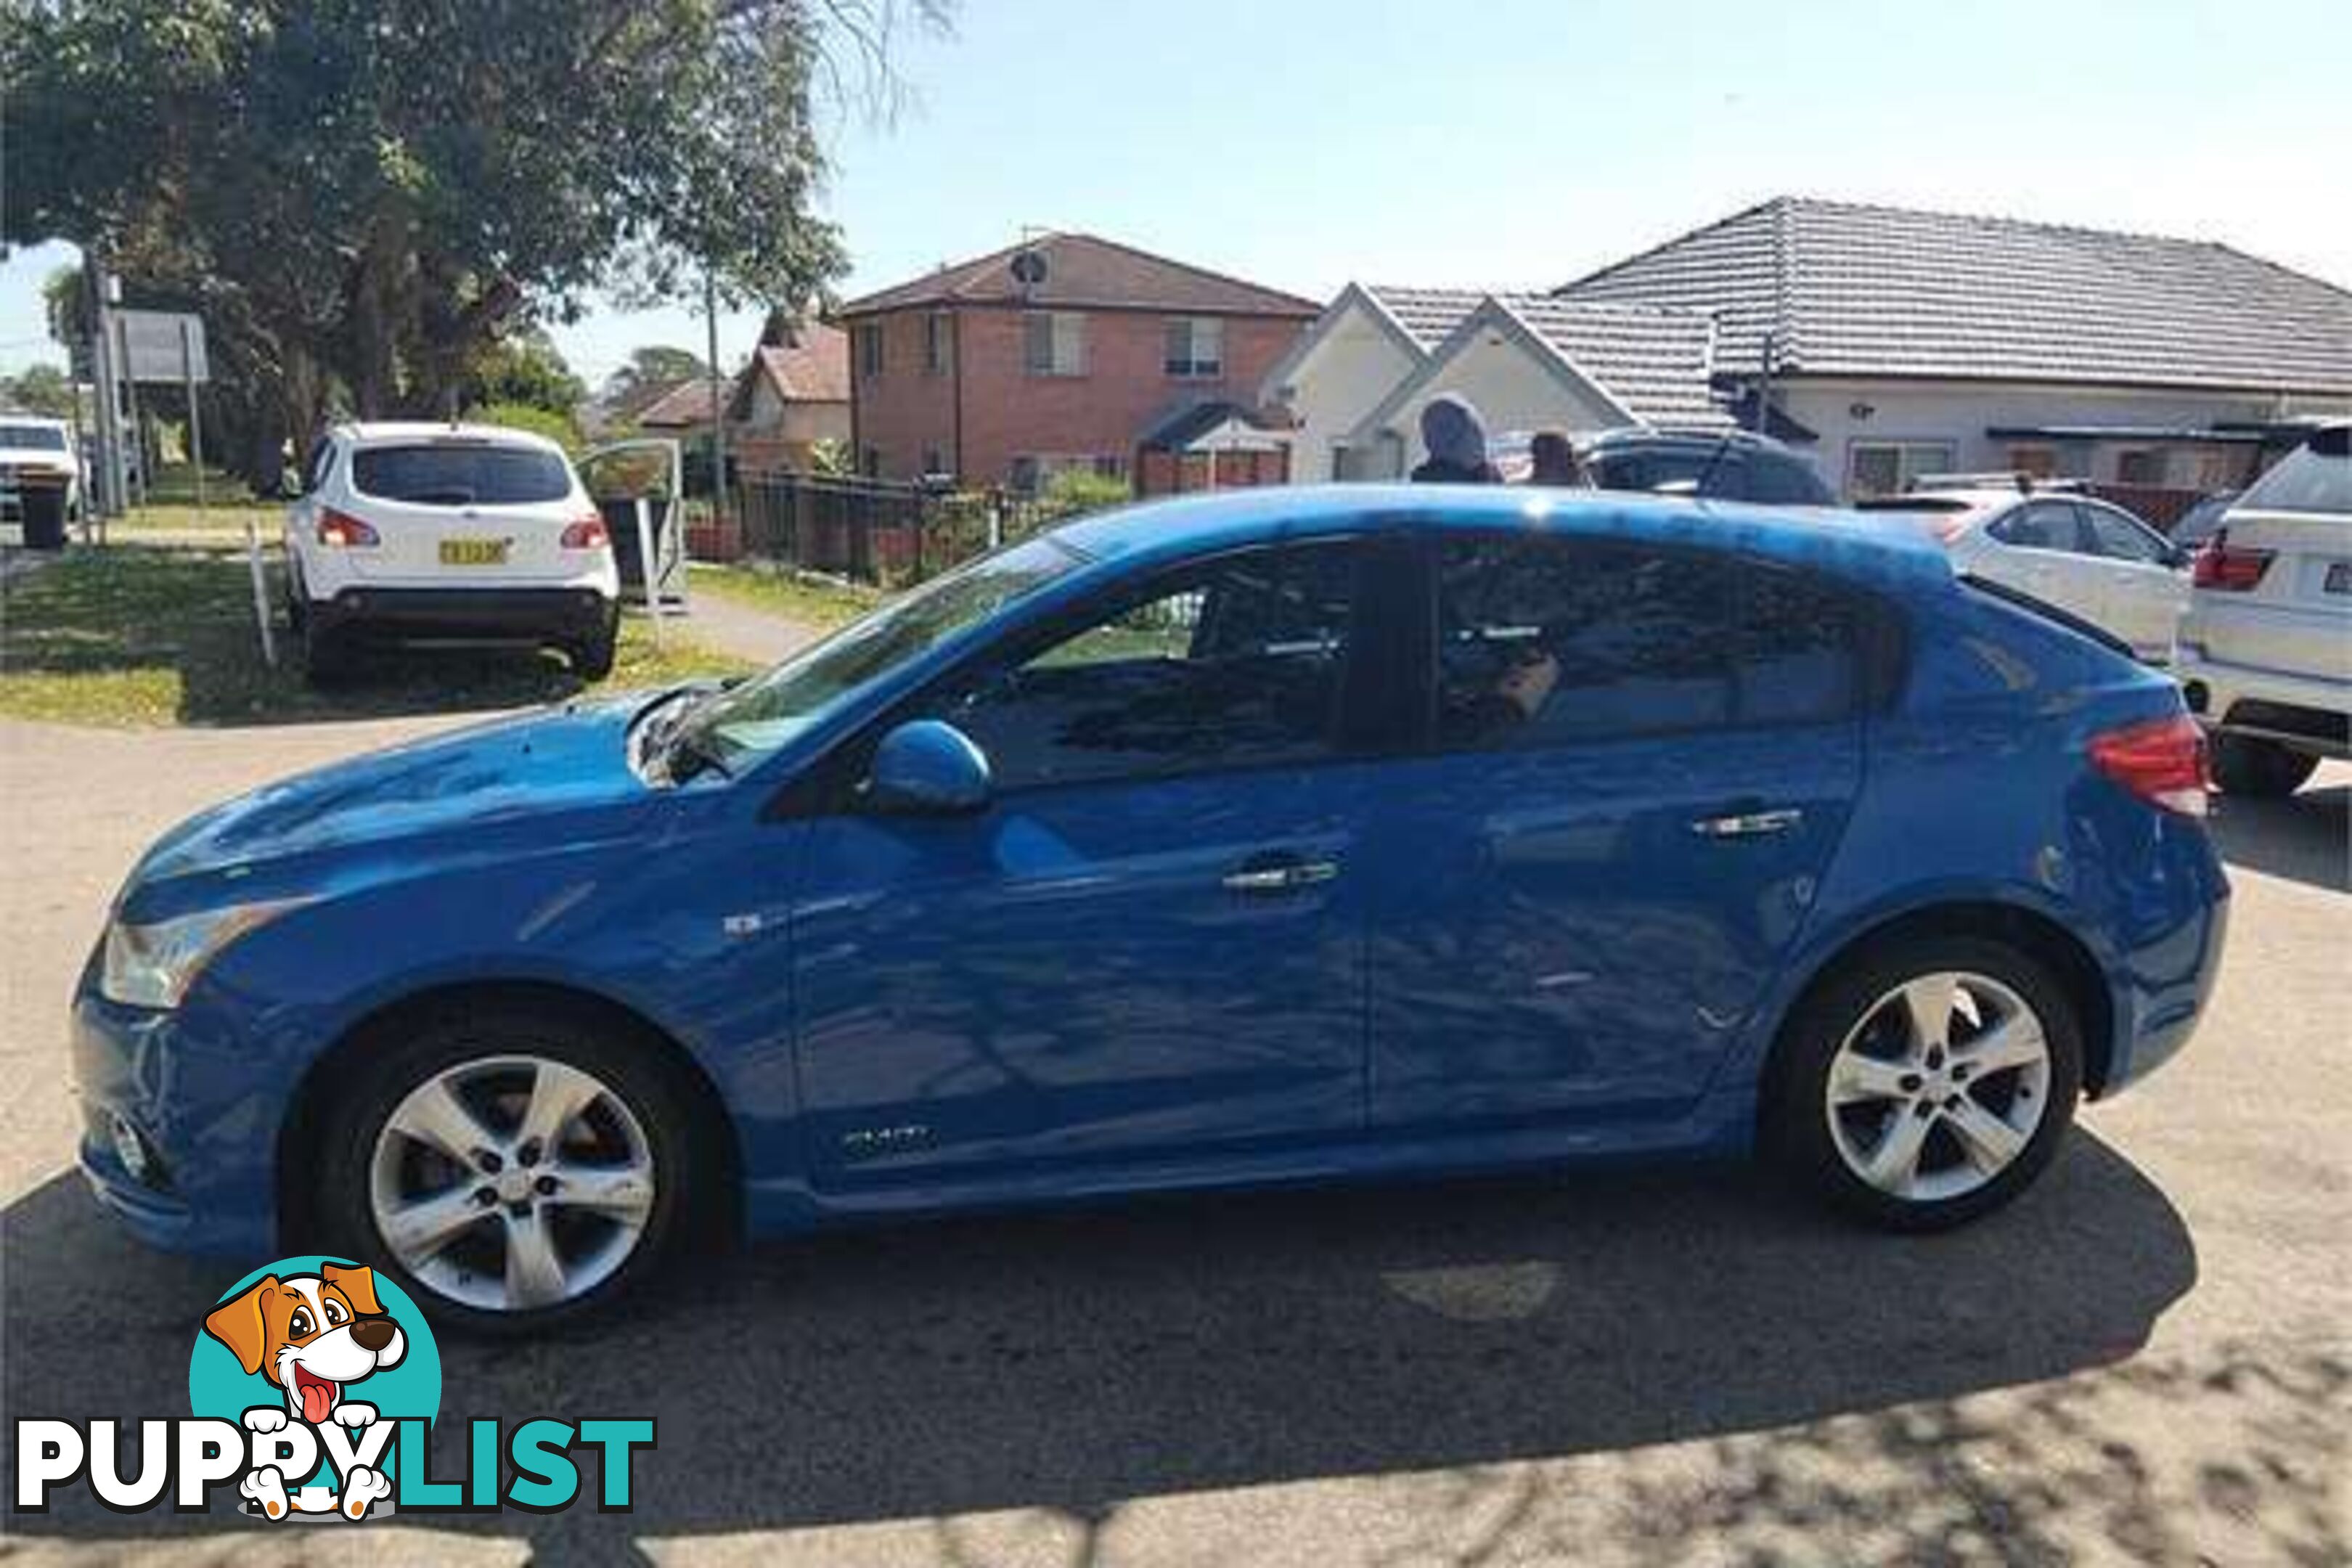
[2237,444,2352,515]
[1430,535,1861,749]
[351,443,573,505]
[1747,452,1836,506]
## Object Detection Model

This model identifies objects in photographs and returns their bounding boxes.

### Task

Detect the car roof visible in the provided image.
[1050,483,1951,593]
[1582,427,1802,456]
[334,420,569,454]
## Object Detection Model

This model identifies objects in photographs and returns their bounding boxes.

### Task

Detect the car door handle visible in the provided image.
[1221,854,1341,893]
[1690,807,1804,840]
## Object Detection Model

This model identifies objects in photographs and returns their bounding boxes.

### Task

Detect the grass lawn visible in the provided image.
[105,499,279,536]
[690,560,884,630]
[0,547,753,729]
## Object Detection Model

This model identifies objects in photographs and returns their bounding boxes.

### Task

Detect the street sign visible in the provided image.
[115,310,208,383]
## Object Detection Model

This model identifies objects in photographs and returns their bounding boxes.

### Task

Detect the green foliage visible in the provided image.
[1,364,78,418]
[807,437,854,477]
[471,401,582,454]
[1038,468,1133,519]
[465,329,585,417]
[604,346,711,414]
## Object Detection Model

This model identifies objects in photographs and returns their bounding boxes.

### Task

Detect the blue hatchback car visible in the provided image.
[75,487,2228,1326]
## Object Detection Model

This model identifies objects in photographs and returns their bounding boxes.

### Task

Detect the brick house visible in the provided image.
[832,232,1320,492]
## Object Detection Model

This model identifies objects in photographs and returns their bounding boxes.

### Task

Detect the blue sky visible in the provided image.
[6,0,2348,384]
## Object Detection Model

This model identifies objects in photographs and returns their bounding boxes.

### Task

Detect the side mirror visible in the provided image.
[867,719,992,815]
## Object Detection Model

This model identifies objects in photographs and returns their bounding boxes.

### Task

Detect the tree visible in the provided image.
[462,329,587,418]
[1,364,78,417]
[2,1,950,469]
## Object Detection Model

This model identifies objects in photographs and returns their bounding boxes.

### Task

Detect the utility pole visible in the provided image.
[84,253,126,521]
[703,270,728,557]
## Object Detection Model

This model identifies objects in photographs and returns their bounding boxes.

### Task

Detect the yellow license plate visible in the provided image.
[439,538,509,566]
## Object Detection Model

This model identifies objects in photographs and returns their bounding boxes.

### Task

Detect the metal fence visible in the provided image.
[718,472,1061,586]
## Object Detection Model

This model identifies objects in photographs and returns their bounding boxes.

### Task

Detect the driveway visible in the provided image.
[1,715,2345,1567]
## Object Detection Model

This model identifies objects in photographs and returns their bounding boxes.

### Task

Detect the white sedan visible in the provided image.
[1858,484,2189,663]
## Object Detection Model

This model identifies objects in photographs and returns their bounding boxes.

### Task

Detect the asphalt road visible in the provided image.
[1,714,2345,1567]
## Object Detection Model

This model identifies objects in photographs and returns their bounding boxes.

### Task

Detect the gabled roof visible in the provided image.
[1361,285,1487,348]
[730,324,850,420]
[1556,195,2352,396]
[632,378,722,428]
[836,232,1320,319]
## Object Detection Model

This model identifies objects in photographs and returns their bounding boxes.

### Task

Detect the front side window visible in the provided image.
[1431,535,1860,749]
[350,443,571,505]
[2081,505,2168,563]
[924,542,1359,790]
[1164,317,1224,378]
[1024,311,1086,377]
[1988,500,2086,553]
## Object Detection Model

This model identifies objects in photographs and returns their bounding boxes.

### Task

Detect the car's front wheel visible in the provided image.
[1767,936,2083,1230]
[2210,734,2318,799]
[311,1005,706,1331]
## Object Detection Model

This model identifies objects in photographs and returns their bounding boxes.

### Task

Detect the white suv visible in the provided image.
[285,422,619,684]
[2176,422,2352,796]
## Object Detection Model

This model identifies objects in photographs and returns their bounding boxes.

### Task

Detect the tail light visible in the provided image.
[2190,528,2271,591]
[2089,714,2210,817]
[560,514,611,550]
[1925,515,1975,546]
[316,507,379,548]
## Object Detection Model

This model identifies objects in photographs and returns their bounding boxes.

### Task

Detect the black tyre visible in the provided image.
[1764,935,2083,1232]
[302,617,353,686]
[306,1003,712,1334]
[568,619,618,681]
[2210,734,2318,799]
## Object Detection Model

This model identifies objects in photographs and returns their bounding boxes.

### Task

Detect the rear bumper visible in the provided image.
[2176,653,2351,758]
[311,585,617,644]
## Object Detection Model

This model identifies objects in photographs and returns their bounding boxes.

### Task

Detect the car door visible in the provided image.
[1983,499,2107,625]
[1361,531,1869,1132]
[788,537,1384,1190]
[2077,501,2188,661]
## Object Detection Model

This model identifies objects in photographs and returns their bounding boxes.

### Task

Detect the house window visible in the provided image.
[854,323,883,379]
[1847,440,1956,499]
[923,313,951,375]
[922,446,946,478]
[860,445,881,478]
[1092,454,1126,480]
[2115,449,2168,486]
[1164,317,1224,379]
[1024,311,1087,377]
[2007,444,2058,479]
[1009,456,1041,494]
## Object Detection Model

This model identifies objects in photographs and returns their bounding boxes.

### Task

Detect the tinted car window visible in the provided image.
[351,443,573,505]
[1987,500,2084,552]
[1746,450,1836,505]
[934,542,1358,790]
[1433,536,1861,749]
[2081,505,2168,563]
[0,423,68,450]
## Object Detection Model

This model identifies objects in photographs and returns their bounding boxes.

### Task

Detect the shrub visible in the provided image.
[471,401,582,454]
[1038,468,1131,519]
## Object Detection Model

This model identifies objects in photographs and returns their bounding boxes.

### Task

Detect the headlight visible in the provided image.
[101,899,310,1010]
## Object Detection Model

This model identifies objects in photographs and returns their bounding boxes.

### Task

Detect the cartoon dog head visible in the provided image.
[204,1263,407,1426]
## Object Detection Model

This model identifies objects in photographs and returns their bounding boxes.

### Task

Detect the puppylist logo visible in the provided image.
[14,1256,653,1521]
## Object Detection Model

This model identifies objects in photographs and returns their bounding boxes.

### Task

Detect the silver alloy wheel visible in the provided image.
[369,1054,657,1312]
[1824,971,2053,1204]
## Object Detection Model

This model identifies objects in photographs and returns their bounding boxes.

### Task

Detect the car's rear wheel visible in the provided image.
[568,616,619,681]
[302,617,353,686]
[311,1007,705,1332]
[2210,734,2318,799]
[1766,936,2082,1230]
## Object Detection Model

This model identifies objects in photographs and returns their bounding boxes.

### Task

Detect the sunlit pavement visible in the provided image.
[4,720,2345,1567]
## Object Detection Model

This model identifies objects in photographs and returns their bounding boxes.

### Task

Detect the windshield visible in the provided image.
[678,535,1083,769]
[0,423,68,451]
[2237,444,2352,515]
[352,442,574,505]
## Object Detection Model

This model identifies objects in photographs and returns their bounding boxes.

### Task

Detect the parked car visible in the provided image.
[76,486,2227,1326]
[283,422,618,684]
[1580,428,1838,506]
[1,415,81,545]
[1857,482,2188,663]
[2176,422,2352,796]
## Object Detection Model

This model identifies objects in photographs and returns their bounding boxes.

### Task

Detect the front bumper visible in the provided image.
[2176,653,2351,759]
[70,974,281,1256]
[309,585,618,645]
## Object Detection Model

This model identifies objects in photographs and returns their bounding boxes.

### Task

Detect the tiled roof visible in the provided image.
[838,232,1320,319]
[1362,286,1728,429]
[1556,196,2352,396]
[751,324,849,404]
[632,378,722,428]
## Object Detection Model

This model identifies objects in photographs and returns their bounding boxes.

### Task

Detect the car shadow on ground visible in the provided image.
[12,1133,2316,1565]
[2207,783,2350,894]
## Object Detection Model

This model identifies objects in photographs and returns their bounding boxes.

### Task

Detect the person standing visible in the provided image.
[1527,430,1582,486]
[1410,394,1502,483]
